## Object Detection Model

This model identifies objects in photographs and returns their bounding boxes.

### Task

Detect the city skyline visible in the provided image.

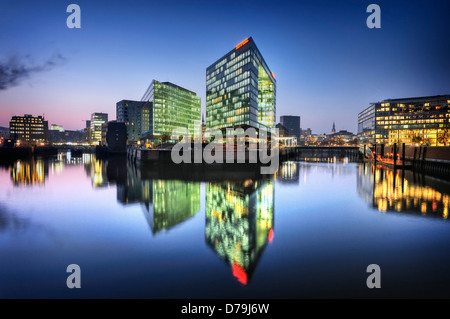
[1,0,449,134]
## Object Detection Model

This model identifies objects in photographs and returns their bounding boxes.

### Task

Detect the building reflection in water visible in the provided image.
[9,158,48,186]
[4,152,93,187]
[205,179,274,285]
[103,158,201,235]
[277,161,299,184]
[358,163,449,219]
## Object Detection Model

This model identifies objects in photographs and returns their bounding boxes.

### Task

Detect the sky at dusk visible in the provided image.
[0,0,449,134]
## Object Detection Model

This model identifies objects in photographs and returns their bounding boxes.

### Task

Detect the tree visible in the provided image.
[412,134,423,144]
[437,129,450,146]
[160,134,171,145]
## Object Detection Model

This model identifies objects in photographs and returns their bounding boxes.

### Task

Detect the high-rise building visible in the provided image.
[280,115,301,140]
[9,114,48,143]
[90,113,108,145]
[116,100,150,144]
[206,37,276,130]
[103,121,127,153]
[358,95,450,146]
[140,80,201,143]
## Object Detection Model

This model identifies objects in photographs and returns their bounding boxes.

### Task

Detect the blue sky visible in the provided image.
[0,0,449,134]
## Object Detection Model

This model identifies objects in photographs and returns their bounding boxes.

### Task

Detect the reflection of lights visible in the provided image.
[268,228,274,243]
[421,202,427,214]
[206,180,274,285]
[11,159,45,186]
[369,165,449,218]
[232,262,248,285]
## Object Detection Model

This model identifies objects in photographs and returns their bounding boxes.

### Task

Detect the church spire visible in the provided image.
[332,121,336,134]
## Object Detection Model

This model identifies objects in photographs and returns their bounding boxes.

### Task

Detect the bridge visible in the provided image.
[279,146,361,162]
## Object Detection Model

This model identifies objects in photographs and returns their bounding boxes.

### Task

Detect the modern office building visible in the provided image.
[90,113,108,145]
[9,114,48,143]
[140,80,201,144]
[358,95,450,146]
[206,37,276,131]
[280,115,301,140]
[102,121,127,153]
[116,100,150,144]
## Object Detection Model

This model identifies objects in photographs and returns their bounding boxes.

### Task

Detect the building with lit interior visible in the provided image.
[9,114,48,143]
[90,113,108,145]
[206,37,276,131]
[358,95,450,146]
[116,100,151,144]
[140,80,201,144]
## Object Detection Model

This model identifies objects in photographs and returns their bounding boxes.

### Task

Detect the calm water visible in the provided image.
[1,154,450,298]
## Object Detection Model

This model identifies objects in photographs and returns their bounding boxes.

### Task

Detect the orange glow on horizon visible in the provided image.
[236,38,249,50]
[232,262,248,285]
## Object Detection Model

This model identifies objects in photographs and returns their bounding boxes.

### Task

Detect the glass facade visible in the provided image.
[116,100,150,144]
[357,105,376,144]
[90,112,108,145]
[358,95,450,146]
[280,116,301,139]
[141,80,201,142]
[206,37,276,131]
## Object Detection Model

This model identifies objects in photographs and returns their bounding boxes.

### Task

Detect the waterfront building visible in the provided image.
[280,116,301,140]
[9,114,48,143]
[358,95,450,146]
[50,124,64,132]
[140,80,201,144]
[116,100,150,144]
[206,37,276,131]
[103,121,127,153]
[90,113,108,145]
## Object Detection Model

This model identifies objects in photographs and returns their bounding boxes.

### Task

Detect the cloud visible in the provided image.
[0,53,66,91]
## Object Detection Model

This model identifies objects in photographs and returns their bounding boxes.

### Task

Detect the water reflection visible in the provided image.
[358,163,450,219]
[9,158,48,186]
[277,161,299,184]
[205,179,274,285]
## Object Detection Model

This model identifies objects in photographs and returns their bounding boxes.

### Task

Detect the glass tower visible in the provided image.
[90,113,108,145]
[141,80,201,142]
[206,37,276,131]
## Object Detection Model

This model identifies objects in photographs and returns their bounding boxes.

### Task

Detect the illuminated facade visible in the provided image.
[9,114,48,143]
[141,80,201,143]
[206,37,276,130]
[358,95,450,146]
[90,113,108,145]
[116,100,150,144]
[205,179,274,285]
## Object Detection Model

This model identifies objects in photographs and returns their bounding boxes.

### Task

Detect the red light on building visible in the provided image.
[268,228,274,243]
[271,72,275,79]
[236,38,249,50]
[232,262,248,285]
